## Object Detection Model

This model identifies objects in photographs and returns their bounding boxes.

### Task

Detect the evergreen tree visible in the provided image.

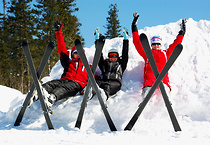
[0,0,9,87]
[34,0,83,76]
[0,0,83,93]
[1,0,38,93]
[104,4,121,39]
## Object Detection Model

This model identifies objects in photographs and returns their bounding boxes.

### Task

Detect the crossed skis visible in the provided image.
[14,40,55,129]
[75,36,106,129]
[124,33,182,131]
[15,33,182,131]
[75,37,117,131]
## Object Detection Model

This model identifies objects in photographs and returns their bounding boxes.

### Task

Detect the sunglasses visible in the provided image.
[152,43,161,46]
[108,53,118,58]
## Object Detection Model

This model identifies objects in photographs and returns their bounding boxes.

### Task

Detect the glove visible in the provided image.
[54,21,63,32]
[94,27,100,40]
[132,12,139,25]
[122,27,129,40]
[132,12,139,32]
[179,18,187,36]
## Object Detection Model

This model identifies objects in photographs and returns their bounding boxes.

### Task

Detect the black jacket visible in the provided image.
[98,39,129,84]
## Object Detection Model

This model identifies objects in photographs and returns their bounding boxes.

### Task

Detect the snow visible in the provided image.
[0,18,210,144]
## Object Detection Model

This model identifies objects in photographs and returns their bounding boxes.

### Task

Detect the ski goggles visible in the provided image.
[151,43,161,46]
[108,53,118,58]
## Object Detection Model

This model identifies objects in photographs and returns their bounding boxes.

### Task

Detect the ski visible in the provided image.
[75,39,117,131]
[75,36,105,129]
[124,34,183,131]
[14,41,54,127]
[18,40,54,129]
[140,33,181,131]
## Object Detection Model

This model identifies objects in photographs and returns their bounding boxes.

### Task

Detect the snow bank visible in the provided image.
[0,18,210,144]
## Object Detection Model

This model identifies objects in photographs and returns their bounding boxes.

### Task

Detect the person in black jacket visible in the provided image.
[94,27,129,100]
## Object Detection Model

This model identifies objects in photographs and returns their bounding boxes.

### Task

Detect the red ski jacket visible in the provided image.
[56,31,88,88]
[133,31,184,89]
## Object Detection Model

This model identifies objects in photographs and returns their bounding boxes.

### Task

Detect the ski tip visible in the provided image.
[74,39,81,45]
[177,43,183,48]
[22,40,28,46]
[49,42,55,49]
[176,44,183,51]
[99,35,105,41]
[140,33,147,39]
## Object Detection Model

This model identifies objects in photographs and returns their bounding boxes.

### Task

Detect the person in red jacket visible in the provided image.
[28,22,88,110]
[132,12,186,98]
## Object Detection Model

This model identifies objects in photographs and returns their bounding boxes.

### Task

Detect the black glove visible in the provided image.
[132,12,139,32]
[179,18,187,36]
[132,12,139,25]
[54,21,62,32]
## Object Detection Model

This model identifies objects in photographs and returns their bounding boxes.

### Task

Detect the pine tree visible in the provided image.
[34,0,84,76]
[0,0,10,87]
[2,0,38,93]
[104,4,121,39]
[0,0,83,93]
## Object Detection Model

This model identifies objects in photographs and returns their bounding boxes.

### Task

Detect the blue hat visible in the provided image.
[151,36,162,44]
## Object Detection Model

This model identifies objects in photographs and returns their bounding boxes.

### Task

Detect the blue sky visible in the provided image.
[1,0,209,47]
[76,0,210,47]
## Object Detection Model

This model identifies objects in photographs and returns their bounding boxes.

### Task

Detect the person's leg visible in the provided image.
[42,79,63,94]
[94,80,109,101]
[43,80,82,112]
[107,81,121,96]
[28,80,61,106]
[99,80,121,100]
[51,80,82,101]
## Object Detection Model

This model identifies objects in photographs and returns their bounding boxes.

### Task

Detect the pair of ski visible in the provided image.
[74,36,117,131]
[124,33,182,131]
[14,40,55,129]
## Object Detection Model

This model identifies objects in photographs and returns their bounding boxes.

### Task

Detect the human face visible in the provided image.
[73,52,80,59]
[151,43,161,50]
[109,57,118,62]
[108,52,118,62]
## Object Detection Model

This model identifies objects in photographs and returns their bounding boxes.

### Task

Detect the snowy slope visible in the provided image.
[0,18,210,144]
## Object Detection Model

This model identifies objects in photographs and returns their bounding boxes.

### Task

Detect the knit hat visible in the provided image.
[71,46,77,57]
[151,36,162,44]
[72,47,77,54]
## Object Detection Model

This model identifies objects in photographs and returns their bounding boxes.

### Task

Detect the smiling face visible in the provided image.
[109,57,118,62]
[72,52,80,59]
[108,52,118,62]
[151,43,161,50]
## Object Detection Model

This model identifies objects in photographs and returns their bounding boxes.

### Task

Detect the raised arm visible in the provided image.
[132,12,147,61]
